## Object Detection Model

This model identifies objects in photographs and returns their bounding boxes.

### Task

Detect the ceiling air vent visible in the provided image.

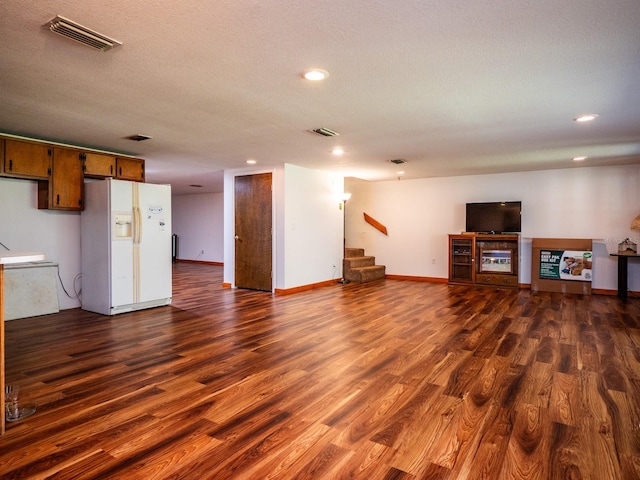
[389,159,406,165]
[126,134,153,142]
[43,16,122,51]
[310,127,340,137]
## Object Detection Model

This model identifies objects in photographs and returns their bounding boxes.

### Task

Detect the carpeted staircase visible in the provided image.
[343,247,386,283]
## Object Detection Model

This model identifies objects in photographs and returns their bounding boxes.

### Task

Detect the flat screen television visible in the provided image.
[465,201,521,234]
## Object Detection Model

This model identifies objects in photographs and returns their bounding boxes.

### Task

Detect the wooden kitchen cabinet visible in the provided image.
[83,152,116,178]
[116,157,145,182]
[3,139,52,180]
[38,148,84,210]
[1,134,145,210]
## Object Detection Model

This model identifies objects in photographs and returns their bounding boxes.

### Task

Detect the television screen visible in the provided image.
[465,201,521,233]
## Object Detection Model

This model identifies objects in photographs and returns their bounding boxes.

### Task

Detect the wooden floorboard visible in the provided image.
[2,263,640,479]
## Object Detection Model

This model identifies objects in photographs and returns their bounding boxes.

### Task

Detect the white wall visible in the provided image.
[172,192,223,262]
[223,164,344,290]
[282,164,344,288]
[346,164,640,292]
[2,163,637,312]
[0,177,81,310]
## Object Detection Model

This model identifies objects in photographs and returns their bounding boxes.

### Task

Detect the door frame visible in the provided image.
[228,169,277,292]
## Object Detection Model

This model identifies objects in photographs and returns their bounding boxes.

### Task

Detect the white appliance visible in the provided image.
[81,179,172,315]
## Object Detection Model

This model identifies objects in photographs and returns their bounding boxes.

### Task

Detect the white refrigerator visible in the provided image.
[81,178,172,315]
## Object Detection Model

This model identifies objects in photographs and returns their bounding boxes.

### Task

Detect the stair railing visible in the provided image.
[363,212,388,236]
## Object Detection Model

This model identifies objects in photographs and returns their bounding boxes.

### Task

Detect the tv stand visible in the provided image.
[448,233,519,288]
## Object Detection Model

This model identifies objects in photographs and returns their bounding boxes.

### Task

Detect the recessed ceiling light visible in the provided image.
[332,147,344,156]
[246,159,257,165]
[302,69,329,81]
[573,114,598,122]
[573,156,588,161]
[396,171,405,175]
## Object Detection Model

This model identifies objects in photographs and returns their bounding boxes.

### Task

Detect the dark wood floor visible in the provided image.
[2,263,640,479]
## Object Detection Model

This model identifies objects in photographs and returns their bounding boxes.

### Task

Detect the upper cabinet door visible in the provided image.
[4,139,52,179]
[84,152,116,178]
[38,148,84,211]
[116,157,145,182]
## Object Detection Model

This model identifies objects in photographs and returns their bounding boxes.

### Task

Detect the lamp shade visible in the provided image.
[632,213,640,231]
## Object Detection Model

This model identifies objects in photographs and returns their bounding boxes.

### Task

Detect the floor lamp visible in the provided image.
[339,192,352,284]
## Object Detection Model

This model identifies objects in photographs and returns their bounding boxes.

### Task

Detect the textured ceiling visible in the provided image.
[1,1,639,194]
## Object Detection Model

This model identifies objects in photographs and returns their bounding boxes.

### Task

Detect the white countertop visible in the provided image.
[0,252,46,264]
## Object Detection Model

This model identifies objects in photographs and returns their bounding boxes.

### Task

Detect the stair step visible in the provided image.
[342,246,386,283]
[343,256,375,268]
[345,247,365,258]
[346,265,386,283]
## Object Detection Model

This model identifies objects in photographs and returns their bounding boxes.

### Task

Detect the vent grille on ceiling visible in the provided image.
[43,15,122,51]
[126,134,153,142]
[389,159,406,165]
[310,127,340,137]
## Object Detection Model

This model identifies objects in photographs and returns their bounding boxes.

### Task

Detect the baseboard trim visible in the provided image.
[176,259,223,266]
[385,274,448,283]
[592,288,639,297]
[516,285,637,297]
[194,267,639,298]
[274,279,339,295]
[384,277,639,297]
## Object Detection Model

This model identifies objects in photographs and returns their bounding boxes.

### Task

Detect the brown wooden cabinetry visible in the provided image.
[449,235,475,284]
[3,139,52,180]
[83,152,116,178]
[1,134,145,210]
[38,148,84,211]
[116,157,145,182]
[449,233,519,288]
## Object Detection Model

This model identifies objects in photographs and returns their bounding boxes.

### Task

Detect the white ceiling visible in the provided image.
[1,1,639,194]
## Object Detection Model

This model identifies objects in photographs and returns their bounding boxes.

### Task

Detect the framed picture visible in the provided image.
[479,249,513,274]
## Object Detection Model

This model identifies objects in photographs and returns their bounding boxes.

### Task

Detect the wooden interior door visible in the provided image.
[234,173,272,291]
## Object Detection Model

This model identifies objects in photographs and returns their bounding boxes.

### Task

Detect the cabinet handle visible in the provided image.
[119,167,122,176]
[56,194,60,205]
[48,167,51,176]
[110,165,114,175]
[48,148,52,157]
[8,159,12,171]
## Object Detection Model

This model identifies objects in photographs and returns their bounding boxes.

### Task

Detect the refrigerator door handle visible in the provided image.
[136,207,142,244]
[132,207,141,245]
[132,207,137,244]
